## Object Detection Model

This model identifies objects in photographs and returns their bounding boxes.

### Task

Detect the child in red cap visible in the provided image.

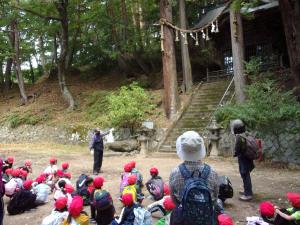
[146,167,165,201]
[41,197,68,225]
[122,174,138,203]
[120,163,133,194]
[90,176,115,225]
[273,192,300,224]
[61,162,69,173]
[111,193,138,225]
[7,179,37,215]
[44,157,58,174]
[62,196,89,225]
[155,196,176,225]
[19,160,32,174]
[54,180,73,207]
[218,214,234,225]
[32,174,51,206]
[2,156,14,175]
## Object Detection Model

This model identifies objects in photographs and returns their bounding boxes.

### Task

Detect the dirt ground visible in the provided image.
[1,143,300,225]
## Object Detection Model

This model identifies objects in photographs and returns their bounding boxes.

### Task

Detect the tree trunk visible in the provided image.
[39,36,49,78]
[0,60,4,91]
[12,19,28,104]
[160,0,180,119]
[120,0,129,44]
[55,0,76,110]
[4,58,13,91]
[29,58,35,84]
[179,0,193,92]
[279,0,300,90]
[230,8,246,103]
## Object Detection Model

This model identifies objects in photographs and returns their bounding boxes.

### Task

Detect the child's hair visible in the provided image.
[85,177,93,186]
[58,180,67,194]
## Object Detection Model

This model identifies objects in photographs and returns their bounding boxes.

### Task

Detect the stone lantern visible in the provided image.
[138,120,154,156]
[207,119,222,157]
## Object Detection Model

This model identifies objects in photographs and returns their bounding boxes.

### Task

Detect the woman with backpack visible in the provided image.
[169,131,219,225]
[231,119,255,201]
[89,176,115,225]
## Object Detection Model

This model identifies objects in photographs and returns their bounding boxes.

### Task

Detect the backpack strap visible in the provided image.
[179,164,192,180]
[199,164,211,180]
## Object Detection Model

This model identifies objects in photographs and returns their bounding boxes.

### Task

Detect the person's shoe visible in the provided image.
[239,195,253,201]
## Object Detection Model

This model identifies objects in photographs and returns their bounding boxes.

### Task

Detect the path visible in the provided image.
[1,143,300,225]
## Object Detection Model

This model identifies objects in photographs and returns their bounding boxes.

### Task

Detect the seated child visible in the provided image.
[45,158,59,190]
[44,157,58,174]
[76,175,93,206]
[61,162,69,173]
[148,184,171,216]
[122,175,138,203]
[33,175,51,205]
[129,161,143,189]
[146,167,164,201]
[90,176,115,225]
[62,196,89,225]
[120,163,133,194]
[217,214,234,225]
[111,193,138,225]
[156,196,176,225]
[7,180,37,215]
[2,156,14,173]
[54,180,73,207]
[19,160,32,173]
[20,169,28,181]
[41,197,69,225]
[3,168,13,184]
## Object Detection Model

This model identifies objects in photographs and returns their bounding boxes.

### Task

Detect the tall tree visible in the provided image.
[230,6,246,103]
[279,0,300,91]
[160,0,180,119]
[179,0,193,92]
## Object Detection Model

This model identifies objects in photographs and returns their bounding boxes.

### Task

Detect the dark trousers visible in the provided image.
[91,205,96,219]
[241,171,253,196]
[0,197,3,225]
[94,150,103,173]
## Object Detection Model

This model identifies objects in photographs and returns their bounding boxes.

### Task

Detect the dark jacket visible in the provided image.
[90,131,109,152]
[120,204,138,225]
[234,135,255,174]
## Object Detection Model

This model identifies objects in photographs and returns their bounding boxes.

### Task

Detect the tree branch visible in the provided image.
[12,5,62,21]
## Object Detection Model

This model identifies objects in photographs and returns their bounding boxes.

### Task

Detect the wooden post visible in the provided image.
[230,8,246,103]
[160,0,180,119]
[179,0,193,92]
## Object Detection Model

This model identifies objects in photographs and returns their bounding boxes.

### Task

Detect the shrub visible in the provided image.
[107,82,154,131]
[7,111,46,128]
[215,79,300,135]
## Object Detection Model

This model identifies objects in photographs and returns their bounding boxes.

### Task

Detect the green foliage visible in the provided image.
[7,111,48,128]
[107,83,154,129]
[215,79,300,135]
[244,56,261,77]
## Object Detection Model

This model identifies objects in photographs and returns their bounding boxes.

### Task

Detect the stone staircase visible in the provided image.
[159,79,232,152]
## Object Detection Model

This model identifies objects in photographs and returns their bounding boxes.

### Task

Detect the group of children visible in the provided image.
[1,156,299,225]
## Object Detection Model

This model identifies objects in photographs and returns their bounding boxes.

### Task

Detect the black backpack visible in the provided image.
[7,190,37,215]
[178,164,215,225]
[76,174,90,205]
[218,176,233,202]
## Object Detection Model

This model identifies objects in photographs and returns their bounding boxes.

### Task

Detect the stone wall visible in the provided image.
[218,126,300,165]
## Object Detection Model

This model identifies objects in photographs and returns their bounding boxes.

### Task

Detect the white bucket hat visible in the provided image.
[176,131,206,162]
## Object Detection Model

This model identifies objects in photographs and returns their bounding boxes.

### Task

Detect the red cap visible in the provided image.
[69,196,83,217]
[7,156,14,164]
[64,172,71,179]
[23,180,34,190]
[93,176,104,189]
[163,196,176,211]
[287,192,300,208]
[218,214,234,225]
[124,163,132,173]
[56,169,63,178]
[65,184,74,193]
[20,169,28,178]
[49,157,57,164]
[36,176,46,183]
[164,183,170,195]
[127,175,137,185]
[55,197,68,210]
[129,161,136,168]
[24,160,31,167]
[62,162,69,170]
[12,169,21,177]
[122,193,134,206]
[5,168,13,175]
[150,167,159,175]
[260,201,275,217]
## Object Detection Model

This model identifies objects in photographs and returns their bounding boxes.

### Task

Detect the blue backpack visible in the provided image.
[179,163,215,225]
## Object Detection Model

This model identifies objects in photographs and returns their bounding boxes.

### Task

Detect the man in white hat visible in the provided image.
[169,130,219,206]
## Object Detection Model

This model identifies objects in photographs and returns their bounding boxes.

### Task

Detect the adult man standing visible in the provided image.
[89,128,111,175]
[231,119,254,201]
[169,131,219,225]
